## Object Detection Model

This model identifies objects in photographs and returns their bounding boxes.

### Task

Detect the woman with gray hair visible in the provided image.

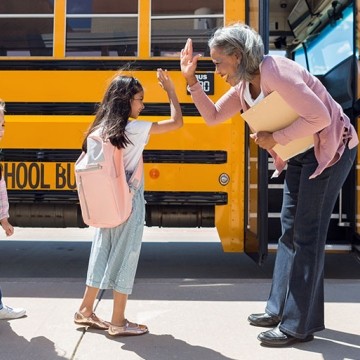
[180,23,358,347]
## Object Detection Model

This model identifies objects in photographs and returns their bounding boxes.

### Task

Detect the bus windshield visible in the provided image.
[294,5,353,75]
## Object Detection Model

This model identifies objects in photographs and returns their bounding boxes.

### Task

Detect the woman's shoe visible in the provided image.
[257,325,314,347]
[108,319,148,336]
[74,311,110,330]
[248,313,280,327]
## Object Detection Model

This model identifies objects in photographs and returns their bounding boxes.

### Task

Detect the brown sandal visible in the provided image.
[74,311,110,330]
[108,319,148,336]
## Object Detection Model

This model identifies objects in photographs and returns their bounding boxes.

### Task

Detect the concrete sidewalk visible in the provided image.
[1,228,360,359]
[0,277,359,360]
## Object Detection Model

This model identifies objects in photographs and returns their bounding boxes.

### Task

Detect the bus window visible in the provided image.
[0,0,54,56]
[306,5,353,75]
[293,46,307,69]
[150,0,223,57]
[65,0,138,57]
[268,50,286,57]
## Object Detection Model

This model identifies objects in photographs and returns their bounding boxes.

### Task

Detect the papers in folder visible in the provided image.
[241,91,313,161]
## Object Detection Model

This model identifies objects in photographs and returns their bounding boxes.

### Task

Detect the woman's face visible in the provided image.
[130,90,145,119]
[210,47,241,86]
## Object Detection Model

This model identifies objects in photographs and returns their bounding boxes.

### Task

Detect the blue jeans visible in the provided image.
[265,145,357,338]
[0,287,3,310]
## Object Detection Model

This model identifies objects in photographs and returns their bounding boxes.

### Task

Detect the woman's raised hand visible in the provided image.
[180,38,201,86]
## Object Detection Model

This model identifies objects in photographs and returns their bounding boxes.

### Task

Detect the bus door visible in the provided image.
[243,138,270,265]
[244,0,360,264]
[289,0,359,254]
[243,0,271,265]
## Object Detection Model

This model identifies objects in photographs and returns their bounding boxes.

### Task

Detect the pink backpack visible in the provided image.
[75,130,143,228]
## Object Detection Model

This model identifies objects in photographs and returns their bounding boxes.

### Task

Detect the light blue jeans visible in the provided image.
[265,145,357,338]
[86,183,145,295]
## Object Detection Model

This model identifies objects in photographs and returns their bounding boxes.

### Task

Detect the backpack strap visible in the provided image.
[128,156,143,192]
[89,129,143,192]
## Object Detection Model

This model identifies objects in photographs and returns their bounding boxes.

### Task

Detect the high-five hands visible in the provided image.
[157,68,174,93]
[180,39,201,86]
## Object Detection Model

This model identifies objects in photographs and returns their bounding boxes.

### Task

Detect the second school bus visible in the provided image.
[0,0,359,262]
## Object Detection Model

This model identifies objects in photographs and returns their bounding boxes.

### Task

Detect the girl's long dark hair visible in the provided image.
[82,75,143,151]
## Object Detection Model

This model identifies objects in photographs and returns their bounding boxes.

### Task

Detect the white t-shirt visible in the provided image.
[124,120,152,172]
[243,81,265,107]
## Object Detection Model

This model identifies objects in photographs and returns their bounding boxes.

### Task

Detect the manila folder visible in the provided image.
[241,91,313,161]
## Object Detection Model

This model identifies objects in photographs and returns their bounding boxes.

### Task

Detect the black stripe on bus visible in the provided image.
[7,190,227,205]
[0,59,215,71]
[0,149,227,164]
[144,150,227,164]
[144,191,227,205]
[5,102,200,116]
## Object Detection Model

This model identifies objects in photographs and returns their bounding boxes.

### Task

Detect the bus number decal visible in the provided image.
[196,74,214,94]
[1,162,76,190]
[186,73,214,95]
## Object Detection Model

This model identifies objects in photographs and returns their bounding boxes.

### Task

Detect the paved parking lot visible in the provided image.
[0,227,359,359]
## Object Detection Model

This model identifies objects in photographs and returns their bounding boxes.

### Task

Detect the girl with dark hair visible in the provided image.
[75,69,183,337]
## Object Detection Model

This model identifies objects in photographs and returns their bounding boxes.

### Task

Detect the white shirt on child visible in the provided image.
[124,120,152,172]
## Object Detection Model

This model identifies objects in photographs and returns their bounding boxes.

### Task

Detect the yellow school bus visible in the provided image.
[0,0,359,261]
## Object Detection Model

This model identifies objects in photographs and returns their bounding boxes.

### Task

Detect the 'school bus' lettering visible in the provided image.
[1,162,76,190]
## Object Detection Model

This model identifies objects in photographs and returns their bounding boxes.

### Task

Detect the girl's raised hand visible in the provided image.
[157,68,174,92]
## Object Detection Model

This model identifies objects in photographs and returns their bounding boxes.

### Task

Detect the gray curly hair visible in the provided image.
[0,100,5,112]
[208,23,264,82]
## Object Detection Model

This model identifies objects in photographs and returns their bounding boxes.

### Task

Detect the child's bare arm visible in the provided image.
[150,69,183,134]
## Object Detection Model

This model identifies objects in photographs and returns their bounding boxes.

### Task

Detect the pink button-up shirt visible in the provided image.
[188,55,358,178]
[0,177,9,220]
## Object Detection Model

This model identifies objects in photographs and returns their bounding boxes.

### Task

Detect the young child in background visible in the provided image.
[0,100,26,320]
[74,69,183,336]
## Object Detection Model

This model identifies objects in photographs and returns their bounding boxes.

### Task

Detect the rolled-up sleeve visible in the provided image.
[188,82,242,126]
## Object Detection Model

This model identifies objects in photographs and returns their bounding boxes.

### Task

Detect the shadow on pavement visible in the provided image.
[0,319,68,360]
[84,330,238,360]
[300,328,360,360]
